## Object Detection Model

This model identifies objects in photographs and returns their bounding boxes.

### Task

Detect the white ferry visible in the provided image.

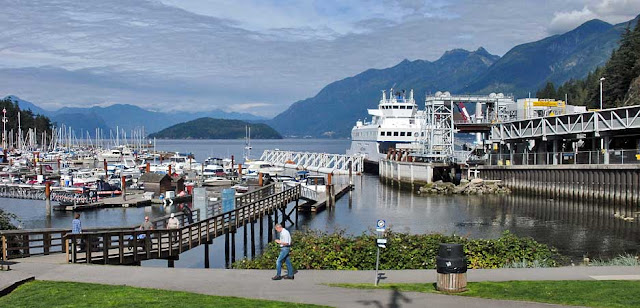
[346,89,425,168]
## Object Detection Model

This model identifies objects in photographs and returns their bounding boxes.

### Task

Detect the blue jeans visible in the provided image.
[276,246,294,277]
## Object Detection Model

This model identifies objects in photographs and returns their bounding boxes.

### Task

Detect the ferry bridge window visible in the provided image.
[386,132,391,136]
[421,132,425,137]
[394,132,399,136]
[400,132,405,136]
[407,132,411,136]
[380,131,384,136]
[393,106,399,109]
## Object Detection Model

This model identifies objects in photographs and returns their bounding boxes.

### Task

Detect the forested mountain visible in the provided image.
[1,96,266,136]
[537,17,640,108]
[148,118,282,139]
[463,18,637,96]
[270,48,499,137]
[271,16,639,138]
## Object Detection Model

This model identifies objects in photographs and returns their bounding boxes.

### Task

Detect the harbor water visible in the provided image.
[1,139,639,268]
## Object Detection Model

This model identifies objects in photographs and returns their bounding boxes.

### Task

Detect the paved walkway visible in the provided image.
[3,261,640,307]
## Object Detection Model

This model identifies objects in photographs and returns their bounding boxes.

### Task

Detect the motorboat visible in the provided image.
[203,177,234,186]
[244,160,284,175]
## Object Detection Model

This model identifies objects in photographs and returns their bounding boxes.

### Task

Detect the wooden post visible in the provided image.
[259,212,263,241]
[57,158,61,175]
[121,176,127,201]
[295,199,299,226]
[243,215,248,258]
[238,163,243,179]
[168,259,175,268]
[267,215,273,242]
[204,242,210,268]
[231,155,235,174]
[168,165,172,176]
[146,162,150,173]
[250,219,255,257]
[45,181,51,216]
[258,173,263,187]
[103,159,108,179]
[231,230,236,264]
[224,230,230,268]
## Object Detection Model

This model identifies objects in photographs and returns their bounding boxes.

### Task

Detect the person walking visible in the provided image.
[71,213,83,252]
[72,213,82,234]
[167,213,180,229]
[167,213,180,244]
[272,224,295,280]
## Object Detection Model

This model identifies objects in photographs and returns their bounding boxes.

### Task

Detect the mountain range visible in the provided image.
[270,15,640,138]
[4,15,639,139]
[2,95,265,135]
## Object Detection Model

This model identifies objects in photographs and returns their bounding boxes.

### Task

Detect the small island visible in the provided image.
[148,117,283,139]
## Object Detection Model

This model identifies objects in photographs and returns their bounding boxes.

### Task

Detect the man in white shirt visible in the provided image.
[272,224,295,280]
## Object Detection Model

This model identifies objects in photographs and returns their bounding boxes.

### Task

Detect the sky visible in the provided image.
[0,0,638,117]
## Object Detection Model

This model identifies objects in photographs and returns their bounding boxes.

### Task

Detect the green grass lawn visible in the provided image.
[1,280,329,308]
[330,280,640,308]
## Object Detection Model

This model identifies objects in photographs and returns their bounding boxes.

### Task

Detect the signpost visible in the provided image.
[221,188,236,213]
[375,219,386,286]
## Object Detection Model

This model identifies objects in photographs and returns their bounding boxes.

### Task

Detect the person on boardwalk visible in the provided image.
[71,213,83,251]
[272,224,295,280]
[71,213,82,234]
[167,213,180,243]
[167,213,180,229]
[140,216,154,230]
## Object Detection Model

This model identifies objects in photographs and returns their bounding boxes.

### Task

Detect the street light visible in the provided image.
[599,77,605,110]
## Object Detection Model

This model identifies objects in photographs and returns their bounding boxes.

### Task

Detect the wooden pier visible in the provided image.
[1,180,354,267]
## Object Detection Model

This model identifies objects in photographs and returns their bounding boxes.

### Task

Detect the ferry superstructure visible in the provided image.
[346,89,425,166]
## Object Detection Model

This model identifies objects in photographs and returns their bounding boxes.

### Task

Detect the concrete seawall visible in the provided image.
[378,159,441,190]
[480,165,640,210]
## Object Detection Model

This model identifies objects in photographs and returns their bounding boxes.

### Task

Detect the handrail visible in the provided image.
[64,184,301,264]
[0,209,199,260]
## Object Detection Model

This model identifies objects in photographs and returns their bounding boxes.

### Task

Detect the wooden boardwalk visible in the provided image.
[2,183,300,266]
[1,181,354,266]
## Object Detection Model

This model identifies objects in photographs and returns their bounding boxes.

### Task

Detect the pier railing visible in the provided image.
[487,149,640,166]
[0,210,199,260]
[64,184,301,264]
[207,183,277,217]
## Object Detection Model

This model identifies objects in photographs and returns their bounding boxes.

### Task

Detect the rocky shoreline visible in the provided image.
[418,178,511,195]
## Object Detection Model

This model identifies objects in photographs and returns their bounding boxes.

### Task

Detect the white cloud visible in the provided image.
[548,0,640,34]
[549,7,598,34]
[0,0,636,117]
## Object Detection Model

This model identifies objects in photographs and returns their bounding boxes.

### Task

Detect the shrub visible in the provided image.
[233,229,563,270]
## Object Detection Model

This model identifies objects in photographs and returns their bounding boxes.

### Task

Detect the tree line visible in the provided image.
[536,18,640,108]
[0,98,53,143]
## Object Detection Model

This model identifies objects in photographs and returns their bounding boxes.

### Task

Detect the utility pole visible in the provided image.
[2,108,7,149]
[600,77,605,110]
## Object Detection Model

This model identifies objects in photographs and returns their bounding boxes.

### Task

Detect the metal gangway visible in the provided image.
[260,150,363,174]
[0,183,97,204]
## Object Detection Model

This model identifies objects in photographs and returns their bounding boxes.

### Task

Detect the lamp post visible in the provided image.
[599,77,605,110]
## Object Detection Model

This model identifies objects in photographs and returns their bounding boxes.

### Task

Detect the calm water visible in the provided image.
[1,139,639,268]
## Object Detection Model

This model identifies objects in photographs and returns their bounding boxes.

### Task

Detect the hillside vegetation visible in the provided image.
[537,18,640,108]
[148,117,282,139]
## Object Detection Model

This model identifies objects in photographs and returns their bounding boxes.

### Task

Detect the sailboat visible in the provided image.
[243,125,252,162]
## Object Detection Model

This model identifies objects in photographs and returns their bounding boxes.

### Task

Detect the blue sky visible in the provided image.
[0,0,638,117]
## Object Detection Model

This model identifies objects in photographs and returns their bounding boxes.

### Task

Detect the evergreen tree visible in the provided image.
[536,81,557,99]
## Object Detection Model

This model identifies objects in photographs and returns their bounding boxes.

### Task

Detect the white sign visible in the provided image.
[376,219,386,232]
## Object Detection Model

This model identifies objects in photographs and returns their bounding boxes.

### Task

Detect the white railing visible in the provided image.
[487,149,640,166]
[260,150,363,174]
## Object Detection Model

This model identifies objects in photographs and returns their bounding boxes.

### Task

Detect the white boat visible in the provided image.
[203,177,234,186]
[244,160,284,175]
[346,88,426,164]
[300,175,327,193]
[203,164,225,177]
